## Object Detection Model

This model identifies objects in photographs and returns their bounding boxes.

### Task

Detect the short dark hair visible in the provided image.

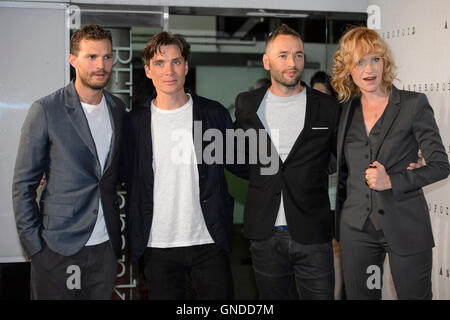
[266,24,302,50]
[310,71,336,97]
[142,32,190,66]
[70,24,112,56]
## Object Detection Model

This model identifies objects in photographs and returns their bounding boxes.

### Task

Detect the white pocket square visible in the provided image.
[311,127,329,130]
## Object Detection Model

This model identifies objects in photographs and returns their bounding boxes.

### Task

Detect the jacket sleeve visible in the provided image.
[12,100,48,258]
[221,99,249,179]
[390,93,450,199]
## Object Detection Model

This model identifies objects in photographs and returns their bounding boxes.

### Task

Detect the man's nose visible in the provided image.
[96,57,105,70]
[287,54,296,67]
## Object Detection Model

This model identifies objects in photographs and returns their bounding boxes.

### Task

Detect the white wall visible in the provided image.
[370,0,450,300]
[0,1,69,262]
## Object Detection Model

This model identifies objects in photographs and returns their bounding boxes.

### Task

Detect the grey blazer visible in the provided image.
[335,86,450,256]
[12,81,125,258]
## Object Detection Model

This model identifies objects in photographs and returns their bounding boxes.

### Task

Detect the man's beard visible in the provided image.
[78,70,111,90]
[272,69,303,88]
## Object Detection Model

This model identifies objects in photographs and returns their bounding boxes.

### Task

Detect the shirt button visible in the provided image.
[93,209,98,215]
[378,209,385,215]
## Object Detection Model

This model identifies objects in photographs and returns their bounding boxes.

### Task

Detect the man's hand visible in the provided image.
[407,153,424,170]
[365,161,392,191]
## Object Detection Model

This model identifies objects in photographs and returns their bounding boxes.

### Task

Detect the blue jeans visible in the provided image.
[250,229,335,300]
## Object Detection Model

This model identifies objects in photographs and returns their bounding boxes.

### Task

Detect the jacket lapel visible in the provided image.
[64,81,101,174]
[140,99,153,179]
[336,98,356,167]
[246,86,282,165]
[102,91,119,173]
[284,86,316,163]
[191,94,205,181]
[374,85,401,160]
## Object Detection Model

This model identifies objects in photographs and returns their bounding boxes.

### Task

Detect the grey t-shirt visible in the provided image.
[257,88,307,226]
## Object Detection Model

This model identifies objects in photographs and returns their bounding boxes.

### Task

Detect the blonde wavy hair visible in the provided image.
[331,26,397,102]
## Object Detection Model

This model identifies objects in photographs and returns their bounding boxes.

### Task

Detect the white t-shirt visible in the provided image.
[147,96,214,248]
[257,88,307,226]
[81,95,112,246]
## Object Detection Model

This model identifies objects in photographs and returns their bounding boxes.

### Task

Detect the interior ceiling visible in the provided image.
[77,3,366,27]
[75,3,366,64]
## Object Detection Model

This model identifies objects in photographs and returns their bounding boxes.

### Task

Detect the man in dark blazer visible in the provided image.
[234,24,340,299]
[12,25,125,299]
[124,32,248,299]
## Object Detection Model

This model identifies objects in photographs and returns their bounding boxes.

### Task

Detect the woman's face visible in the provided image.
[349,53,385,96]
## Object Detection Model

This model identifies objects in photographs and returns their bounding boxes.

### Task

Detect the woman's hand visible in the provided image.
[365,161,392,191]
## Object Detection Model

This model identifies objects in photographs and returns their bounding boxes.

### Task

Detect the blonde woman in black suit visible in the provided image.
[331,26,450,300]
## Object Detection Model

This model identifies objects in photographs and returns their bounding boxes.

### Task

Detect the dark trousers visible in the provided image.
[250,229,335,300]
[30,241,118,300]
[340,220,432,300]
[144,243,233,300]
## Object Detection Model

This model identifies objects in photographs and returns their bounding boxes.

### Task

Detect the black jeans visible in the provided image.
[250,229,335,300]
[144,243,233,300]
[340,220,432,300]
[30,241,118,300]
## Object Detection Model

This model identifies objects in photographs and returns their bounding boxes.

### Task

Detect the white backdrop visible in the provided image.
[369,0,450,300]
[0,1,69,262]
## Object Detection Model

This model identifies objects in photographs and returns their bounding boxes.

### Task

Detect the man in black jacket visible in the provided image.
[124,32,247,299]
[234,24,340,299]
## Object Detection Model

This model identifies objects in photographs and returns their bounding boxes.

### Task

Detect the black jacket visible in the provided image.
[123,93,248,260]
[234,85,340,244]
[336,86,450,255]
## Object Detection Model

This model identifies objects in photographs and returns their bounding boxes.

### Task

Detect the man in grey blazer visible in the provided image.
[12,25,125,299]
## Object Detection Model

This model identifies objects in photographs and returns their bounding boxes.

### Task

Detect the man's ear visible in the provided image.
[263,53,270,71]
[68,53,77,70]
[144,64,152,79]
[185,61,189,76]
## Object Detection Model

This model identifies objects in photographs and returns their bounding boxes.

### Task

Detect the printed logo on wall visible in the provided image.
[381,26,416,39]
[402,82,450,93]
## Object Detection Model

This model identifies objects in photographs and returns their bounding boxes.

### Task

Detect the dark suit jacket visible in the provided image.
[12,81,125,258]
[234,85,341,244]
[123,93,248,261]
[336,86,450,255]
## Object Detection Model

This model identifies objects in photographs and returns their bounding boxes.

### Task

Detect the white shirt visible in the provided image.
[257,88,307,226]
[147,96,214,248]
[81,95,112,246]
